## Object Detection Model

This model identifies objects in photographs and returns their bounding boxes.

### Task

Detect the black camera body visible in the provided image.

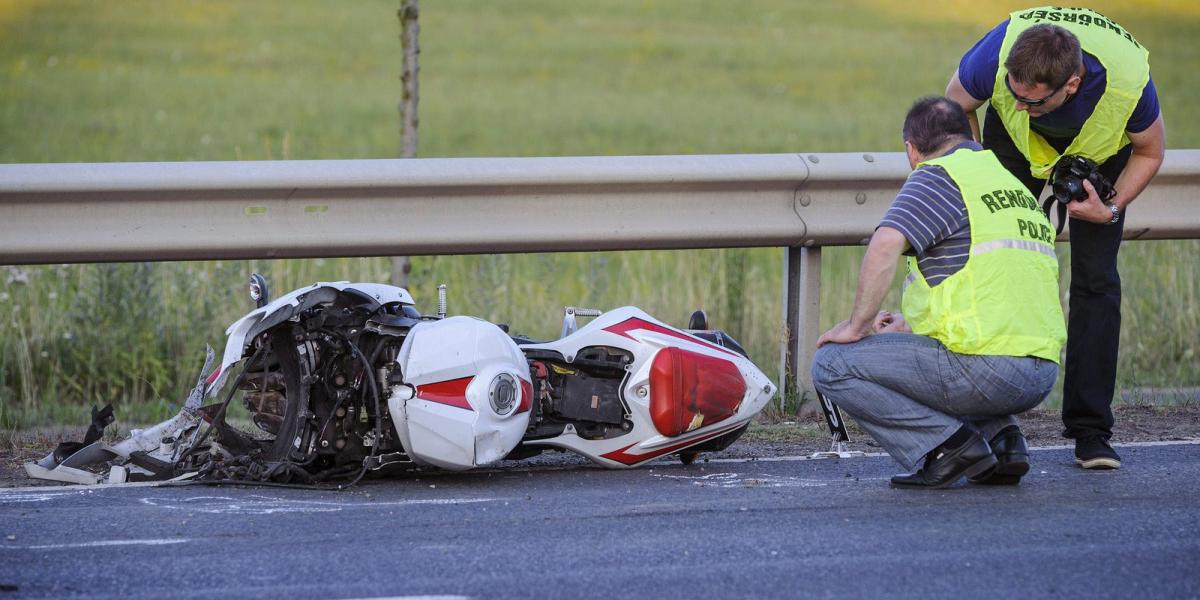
[1050,155,1115,204]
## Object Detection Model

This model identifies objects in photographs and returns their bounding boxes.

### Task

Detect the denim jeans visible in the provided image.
[812,333,1058,470]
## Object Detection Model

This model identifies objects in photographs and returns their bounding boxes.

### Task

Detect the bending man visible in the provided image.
[811,97,1065,489]
[945,6,1164,469]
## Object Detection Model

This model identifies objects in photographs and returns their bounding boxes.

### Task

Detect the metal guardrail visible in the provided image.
[3,150,1198,406]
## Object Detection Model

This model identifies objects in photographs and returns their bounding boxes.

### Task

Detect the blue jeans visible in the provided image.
[812,333,1058,470]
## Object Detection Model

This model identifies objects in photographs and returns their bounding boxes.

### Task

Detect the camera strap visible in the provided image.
[1042,196,1068,235]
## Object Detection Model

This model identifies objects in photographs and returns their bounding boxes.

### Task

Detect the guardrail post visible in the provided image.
[780,245,821,414]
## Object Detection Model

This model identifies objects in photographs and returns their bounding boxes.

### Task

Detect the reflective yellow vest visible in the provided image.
[992,6,1150,178]
[901,148,1066,362]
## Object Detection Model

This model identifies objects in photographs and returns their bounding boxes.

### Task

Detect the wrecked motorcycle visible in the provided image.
[26,279,776,485]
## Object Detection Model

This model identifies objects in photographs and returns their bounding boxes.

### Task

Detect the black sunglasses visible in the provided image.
[1004,74,1068,107]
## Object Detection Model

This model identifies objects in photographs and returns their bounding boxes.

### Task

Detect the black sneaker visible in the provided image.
[1075,436,1121,470]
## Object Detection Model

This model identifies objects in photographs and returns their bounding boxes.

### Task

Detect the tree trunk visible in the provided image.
[392,0,420,288]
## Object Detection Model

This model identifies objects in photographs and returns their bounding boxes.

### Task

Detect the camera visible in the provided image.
[1050,155,1115,204]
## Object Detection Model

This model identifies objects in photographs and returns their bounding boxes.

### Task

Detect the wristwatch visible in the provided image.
[1106,203,1121,225]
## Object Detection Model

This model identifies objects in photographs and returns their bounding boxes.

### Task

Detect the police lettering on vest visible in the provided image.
[976,188,1052,242]
[1015,8,1141,48]
[1016,218,1055,244]
[979,188,1040,213]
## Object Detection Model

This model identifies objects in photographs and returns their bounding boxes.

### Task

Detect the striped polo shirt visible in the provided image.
[879,141,981,286]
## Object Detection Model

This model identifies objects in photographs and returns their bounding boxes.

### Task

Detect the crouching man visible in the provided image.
[812,96,1065,489]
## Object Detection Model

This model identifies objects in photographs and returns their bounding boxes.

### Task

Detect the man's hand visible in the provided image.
[873,310,912,334]
[872,310,894,332]
[817,319,871,348]
[1065,179,1116,224]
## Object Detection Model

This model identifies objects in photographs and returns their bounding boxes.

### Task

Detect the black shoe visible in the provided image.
[1075,435,1121,470]
[968,426,1030,485]
[891,431,997,489]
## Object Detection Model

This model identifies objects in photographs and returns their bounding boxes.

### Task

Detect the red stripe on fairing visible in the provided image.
[518,378,533,414]
[599,423,743,466]
[205,368,221,386]
[603,318,738,357]
[416,376,474,411]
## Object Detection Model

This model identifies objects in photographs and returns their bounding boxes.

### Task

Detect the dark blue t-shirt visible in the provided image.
[958,19,1160,138]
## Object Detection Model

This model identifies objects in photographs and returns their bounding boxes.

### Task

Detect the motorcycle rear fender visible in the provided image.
[520,307,775,467]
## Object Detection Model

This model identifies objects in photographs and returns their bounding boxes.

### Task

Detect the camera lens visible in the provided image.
[1052,178,1086,203]
[1066,179,1086,201]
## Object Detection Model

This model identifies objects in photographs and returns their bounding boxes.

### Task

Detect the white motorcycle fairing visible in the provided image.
[520,307,775,468]
[389,316,533,470]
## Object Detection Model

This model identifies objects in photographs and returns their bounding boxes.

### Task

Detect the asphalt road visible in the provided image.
[1,442,1198,599]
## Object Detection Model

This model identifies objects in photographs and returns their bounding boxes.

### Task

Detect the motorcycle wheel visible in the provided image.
[678,451,700,465]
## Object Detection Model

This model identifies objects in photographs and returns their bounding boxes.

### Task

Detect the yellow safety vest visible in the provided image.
[901,148,1066,362]
[992,6,1150,178]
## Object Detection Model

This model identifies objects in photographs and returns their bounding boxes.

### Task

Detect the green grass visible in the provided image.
[1,0,1198,427]
[742,421,830,444]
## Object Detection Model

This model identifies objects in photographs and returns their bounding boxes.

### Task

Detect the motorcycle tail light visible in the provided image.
[649,347,746,437]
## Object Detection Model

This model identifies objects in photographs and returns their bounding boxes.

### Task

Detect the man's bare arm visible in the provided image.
[816,227,909,347]
[945,70,987,142]
[1113,113,1166,211]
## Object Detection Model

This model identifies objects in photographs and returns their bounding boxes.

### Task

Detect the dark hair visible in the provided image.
[902,96,972,155]
[1005,24,1083,87]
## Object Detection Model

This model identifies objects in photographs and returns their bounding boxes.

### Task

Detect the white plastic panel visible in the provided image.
[393,316,531,468]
